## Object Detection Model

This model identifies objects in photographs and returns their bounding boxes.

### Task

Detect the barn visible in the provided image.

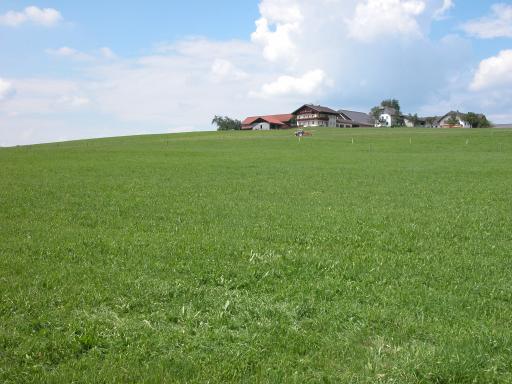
[241,114,295,130]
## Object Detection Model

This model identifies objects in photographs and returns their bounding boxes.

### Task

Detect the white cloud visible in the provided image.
[0,78,90,115]
[348,0,426,42]
[46,46,119,62]
[99,47,117,60]
[251,0,303,64]
[434,0,454,20]
[418,47,512,123]
[211,59,247,81]
[0,6,62,27]
[4,0,506,147]
[0,78,15,101]
[84,38,292,126]
[462,3,512,39]
[57,95,91,107]
[46,47,94,61]
[470,50,512,91]
[155,38,258,58]
[254,69,329,98]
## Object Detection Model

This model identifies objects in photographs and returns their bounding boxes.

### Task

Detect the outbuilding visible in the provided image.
[241,114,295,130]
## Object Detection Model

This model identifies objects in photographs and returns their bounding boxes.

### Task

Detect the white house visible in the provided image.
[375,107,399,127]
[292,104,352,128]
[435,111,471,128]
[241,114,295,130]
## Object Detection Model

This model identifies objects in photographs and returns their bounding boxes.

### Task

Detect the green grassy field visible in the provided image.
[1,128,512,383]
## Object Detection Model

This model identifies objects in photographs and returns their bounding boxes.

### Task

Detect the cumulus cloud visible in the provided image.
[85,39,292,126]
[348,0,426,42]
[434,0,454,20]
[4,0,505,147]
[0,78,15,101]
[0,6,62,27]
[462,3,512,39]
[254,69,329,98]
[470,50,512,91]
[211,59,248,82]
[251,0,303,64]
[418,47,512,123]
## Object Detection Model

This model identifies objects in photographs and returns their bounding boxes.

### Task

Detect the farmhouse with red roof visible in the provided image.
[242,104,375,130]
[242,114,295,130]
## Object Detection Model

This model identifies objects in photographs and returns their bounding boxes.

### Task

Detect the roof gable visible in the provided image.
[292,104,339,115]
[437,111,468,124]
[338,109,375,125]
[242,114,294,126]
[381,107,398,116]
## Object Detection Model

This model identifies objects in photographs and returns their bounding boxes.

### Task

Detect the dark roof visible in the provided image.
[436,111,466,124]
[403,115,430,123]
[492,124,512,128]
[338,109,375,126]
[422,116,441,121]
[292,104,339,115]
[381,106,398,116]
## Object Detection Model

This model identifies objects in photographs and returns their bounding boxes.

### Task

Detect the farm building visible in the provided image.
[435,111,472,128]
[292,104,353,128]
[404,116,427,127]
[374,107,400,127]
[242,114,295,130]
[338,109,375,127]
[243,105,376,130]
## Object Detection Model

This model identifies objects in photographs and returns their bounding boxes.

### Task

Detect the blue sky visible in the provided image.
[1,0,512,145]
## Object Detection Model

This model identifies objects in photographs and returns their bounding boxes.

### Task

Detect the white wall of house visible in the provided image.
[404,118,414,127]
[328,115,337,127]
[438,115,471,128]
[297,119,335,127]
[252,122,270,130]
[461,119,471,128]
[376,113,393,127]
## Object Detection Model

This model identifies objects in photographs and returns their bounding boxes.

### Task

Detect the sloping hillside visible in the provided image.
[1,128,512,383]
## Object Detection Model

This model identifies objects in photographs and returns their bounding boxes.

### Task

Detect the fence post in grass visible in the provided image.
[352,137,354,145]
[410,137,412,145]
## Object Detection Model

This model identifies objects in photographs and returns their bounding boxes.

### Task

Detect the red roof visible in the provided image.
[242,114,294,126]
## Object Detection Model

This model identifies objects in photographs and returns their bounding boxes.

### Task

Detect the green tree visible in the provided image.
[212,116,242,131]
[370,106,382,120]
[465,112,491,128]
[446,114,459,126]
[381,99,401,114]
[370,99,403,126]
[425,117,437,127]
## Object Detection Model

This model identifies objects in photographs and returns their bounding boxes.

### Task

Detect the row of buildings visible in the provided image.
[242,105,374,130]
[242,104,481,130]
[379,107,476,129]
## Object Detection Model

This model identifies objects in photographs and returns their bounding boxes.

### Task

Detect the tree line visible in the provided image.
[212,116,242,131]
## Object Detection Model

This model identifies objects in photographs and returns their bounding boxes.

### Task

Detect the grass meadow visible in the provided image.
[1,128,512,383]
